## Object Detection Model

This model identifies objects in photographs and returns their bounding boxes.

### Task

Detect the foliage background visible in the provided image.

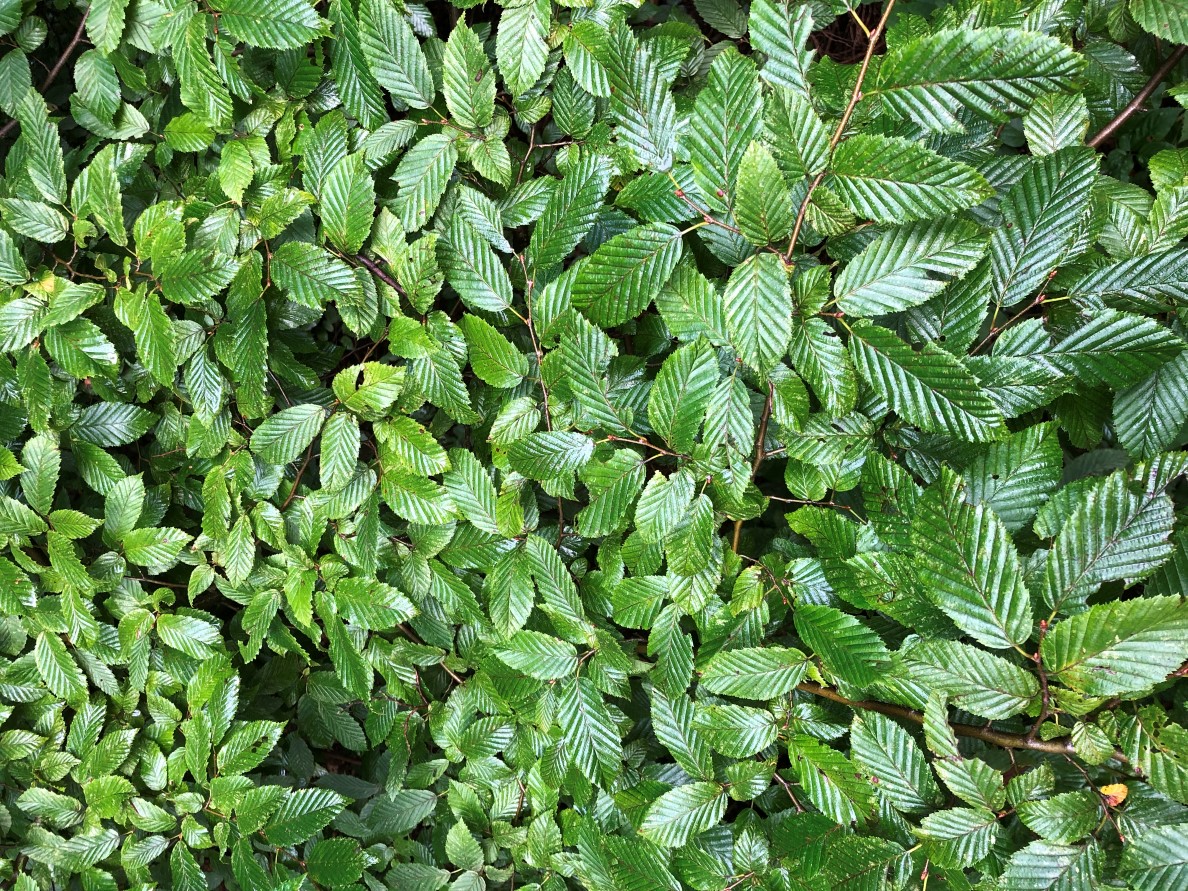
[2,0,1188,888]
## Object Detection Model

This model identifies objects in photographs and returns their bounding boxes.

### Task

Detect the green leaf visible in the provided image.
[307,838,366,888]
[1048,309,1184,389]
[1042,596,1188,696]
[795,605,891,688]
[528,153,613,273]
[443,23,495,130]
[497,0,548,97]
[507,432,593,480]
[1041,469,1176,614]
[1120,822,1188,891]
[270,241,363,310]
[912,467,1032,649]
[209,0,324,49]
[989,147,1098,308]
[917,807,999,869]
[1000,841,1101,891]
[393,134,457,232]
[556,677,620,784]
[359,0,434,108]
[441,215,514,312]
[699,646,807,700]
[735,141,795,246]
[872,27,1084,131]
[494,630,577,680]
[35,633,87,703]
[319,412,359,493]
[264,788,348,846]
[850,322,1005,441]
[251,403,326,465]
[723,251,791,373]
[87,0,130,54]
[749,0,813,96]
[1131,0,1188,43]
[851,712,943,814]
[446,820,484,871]
[683,48,761,213]
[834,220,987,318]
[322,153,374,254]
[787,734,875,825]
[829,136,993,224]
[648,338,718,453]
[459,315,526,388]
[899,639,1039,719]
[639,782,727,848]
[572,223,683,327]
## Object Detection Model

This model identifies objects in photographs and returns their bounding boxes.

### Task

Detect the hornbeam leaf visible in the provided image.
[209,0,324,49]
[749,0,813,96]
[1042,596,1188,696]
[251,404,326,466]
[699,646,808,700]
[1041,469,1176,614]
[1120,822,1188,891]
[648,338,718,454]
[850,322,1005,441]
[829,136,993,224]
[443,23,495,130]
[639,782,727,848]
[871,27,1083,131]
[572,223,683,327]
[359,0,434,108]
[989,147,1098,308]
[912,467,1033,649]
[723,252,791,373]
[834,220,987,318]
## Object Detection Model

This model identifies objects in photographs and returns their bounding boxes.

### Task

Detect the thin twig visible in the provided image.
[353,253,407,298]
[1026,620,1051,741]
[785,0,897,261]
[731,381,774,553]
[797,681,1129,763]
[280,445,316,511]
[1087,45,1188,148]
[0,8,90,142]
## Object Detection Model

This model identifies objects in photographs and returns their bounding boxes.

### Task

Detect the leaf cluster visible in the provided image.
[1,0,1188,889]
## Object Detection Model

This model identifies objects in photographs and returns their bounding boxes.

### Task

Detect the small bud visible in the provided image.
[715,188,725,197]
[674,189,685,198]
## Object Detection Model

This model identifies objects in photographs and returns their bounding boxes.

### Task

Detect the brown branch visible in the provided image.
[280,445,315,511]
[731,381,774,553]
[0,8,90,142]
[1026,620,1051,741]
[796,681,1129,763]
[785,0,897,261]
[1087,45,1188,148]
[354,253,407,298]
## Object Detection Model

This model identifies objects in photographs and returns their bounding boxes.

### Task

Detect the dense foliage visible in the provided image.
[4,0,1188,887]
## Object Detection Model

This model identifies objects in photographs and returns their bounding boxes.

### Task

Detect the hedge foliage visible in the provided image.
[3,0,1188,887]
